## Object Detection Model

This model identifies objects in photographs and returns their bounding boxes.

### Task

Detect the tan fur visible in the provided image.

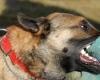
[0,24,46,79]
[0,12,99,80]
[7,25,40,54]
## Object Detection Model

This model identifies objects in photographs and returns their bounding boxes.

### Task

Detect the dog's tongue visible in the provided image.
[86,37,100,61]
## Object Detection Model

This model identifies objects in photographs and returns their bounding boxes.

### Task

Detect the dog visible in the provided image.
[0,12,100,80]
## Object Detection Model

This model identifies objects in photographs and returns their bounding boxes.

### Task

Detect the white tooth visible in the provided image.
[94,59,97,61]
[92,58,97,61]
[81,49,86,54]
[89,57,93,59]
[85,53,89,56]
[86,45,91,49]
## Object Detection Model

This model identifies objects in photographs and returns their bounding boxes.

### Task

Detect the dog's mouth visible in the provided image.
[80,44,100,66]
[79,36,100,67]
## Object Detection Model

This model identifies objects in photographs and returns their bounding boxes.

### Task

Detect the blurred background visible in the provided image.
[0,0,100,29]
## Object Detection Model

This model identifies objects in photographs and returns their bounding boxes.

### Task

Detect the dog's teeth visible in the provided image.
[94,59,97,61]
[89,57,93,59]
[81,49,86,54]
[92,58,98,61]
[85,53,89,56]
[81,48,98,62]
[88,56,98,61]
[86,45,91,49]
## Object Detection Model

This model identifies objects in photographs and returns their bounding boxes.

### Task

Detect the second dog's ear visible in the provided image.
[17,13,39,33]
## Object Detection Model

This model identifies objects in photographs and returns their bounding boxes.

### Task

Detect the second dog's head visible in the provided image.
[17,13,100,80]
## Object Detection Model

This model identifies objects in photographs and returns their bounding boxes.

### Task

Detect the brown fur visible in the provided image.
[0,12,99,80]
[7,25,45,74]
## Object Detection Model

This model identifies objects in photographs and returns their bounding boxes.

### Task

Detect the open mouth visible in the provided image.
[80,42,100,66]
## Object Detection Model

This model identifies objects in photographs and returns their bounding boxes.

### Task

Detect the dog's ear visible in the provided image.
[17,13,39,33]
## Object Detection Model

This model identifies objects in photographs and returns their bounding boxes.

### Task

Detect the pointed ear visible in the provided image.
[17,13,39,33]
[0,29,7,36]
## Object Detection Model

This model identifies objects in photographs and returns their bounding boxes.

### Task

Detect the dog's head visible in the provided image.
[17,13,100,80]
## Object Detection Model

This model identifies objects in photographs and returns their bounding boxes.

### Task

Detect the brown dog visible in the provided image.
[0,13,100,80]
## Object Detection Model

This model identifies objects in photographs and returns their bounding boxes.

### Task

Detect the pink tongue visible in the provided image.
[80,54,93,63]
[80,54,100,66]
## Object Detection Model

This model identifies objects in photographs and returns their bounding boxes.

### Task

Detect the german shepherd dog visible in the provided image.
[0,12,100,80]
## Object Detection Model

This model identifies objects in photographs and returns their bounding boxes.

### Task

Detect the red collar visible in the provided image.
[0,35,45,80]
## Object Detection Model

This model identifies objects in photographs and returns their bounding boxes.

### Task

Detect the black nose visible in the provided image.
[0,29,7,36]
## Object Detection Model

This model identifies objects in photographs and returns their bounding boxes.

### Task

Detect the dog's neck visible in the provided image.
[35,41,62,65]
[6,25,46,76]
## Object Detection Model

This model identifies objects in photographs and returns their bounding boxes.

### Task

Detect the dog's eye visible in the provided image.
[81,25,89,31]
[80,20,89,31]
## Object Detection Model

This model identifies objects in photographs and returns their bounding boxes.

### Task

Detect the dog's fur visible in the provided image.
[0,12,100,80]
